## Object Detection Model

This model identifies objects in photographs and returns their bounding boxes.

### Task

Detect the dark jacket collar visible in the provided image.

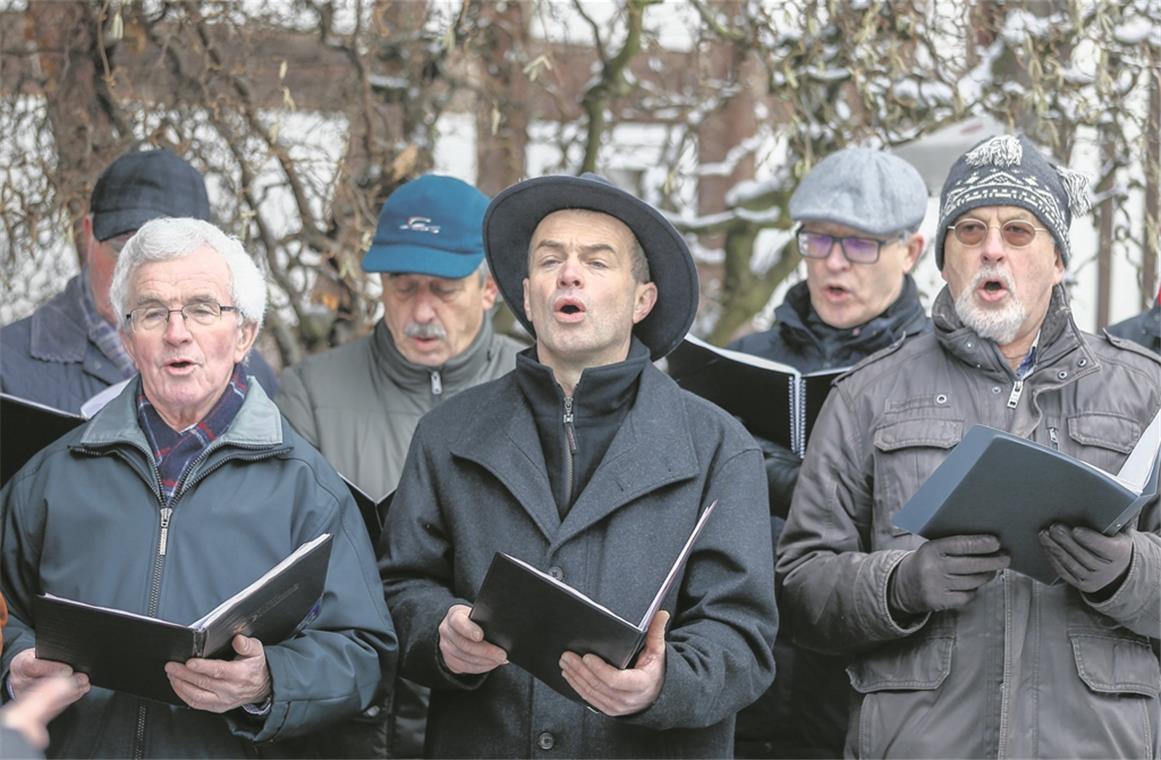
[372,314,503,393]
[513,340,651,515]
[512,339,649,420]
[30,275,96,363]
[776,275,928,359]
[450,353,700,548]
[933,283,1090,378]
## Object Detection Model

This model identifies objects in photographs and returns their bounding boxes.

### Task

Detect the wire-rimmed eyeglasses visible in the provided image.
[947,219,1049,248]
[125,302,239,331]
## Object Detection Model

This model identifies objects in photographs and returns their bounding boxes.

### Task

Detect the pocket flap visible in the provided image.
[1070,632,1161,698]
[873,419,963,453]
[848,629,954,693]
[1067,414,1142,454]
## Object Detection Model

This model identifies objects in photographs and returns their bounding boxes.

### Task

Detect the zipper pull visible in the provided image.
[430,370,443,396]
[1048,427,1059,450]
[563,396,577,454]
[1007,378,1024,409]
[158,507,173,556]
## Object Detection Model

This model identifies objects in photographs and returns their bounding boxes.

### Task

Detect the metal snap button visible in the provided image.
[537,732,555,750]
[548,566,564,581]
[935,394,948,404]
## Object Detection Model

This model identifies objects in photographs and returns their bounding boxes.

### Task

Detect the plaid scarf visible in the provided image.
[137,367,249,504]
[79,268,137,378]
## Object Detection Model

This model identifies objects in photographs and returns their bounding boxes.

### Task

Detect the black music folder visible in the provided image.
[35,533,333,705]
[470,500,718,705]
[666,335,844,456]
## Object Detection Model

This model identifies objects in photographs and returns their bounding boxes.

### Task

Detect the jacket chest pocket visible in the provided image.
[1069,631,1161,699]
[1061,413,1142,481]
[871,416,963,549]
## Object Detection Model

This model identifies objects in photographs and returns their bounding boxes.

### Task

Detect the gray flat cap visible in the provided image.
[789,147,928,235]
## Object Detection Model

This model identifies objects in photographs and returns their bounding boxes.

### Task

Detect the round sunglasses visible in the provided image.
[948,219,1049,248]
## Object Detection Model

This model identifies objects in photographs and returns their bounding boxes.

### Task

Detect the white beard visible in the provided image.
[954,267,1027,345]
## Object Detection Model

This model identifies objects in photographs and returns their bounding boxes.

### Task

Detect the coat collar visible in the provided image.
[450,362,700,547]
[776,275,929,357]
[80,371,284,452]
[29,275,131,386]
[372,314,503,394]
[933,283,1096,380]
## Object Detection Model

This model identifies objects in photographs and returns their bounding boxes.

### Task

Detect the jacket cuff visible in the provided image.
[227,651,291,742]
[406,598,490,692]
[1084,531,1161,637]
[614,643,686,730]
[857,550,930,641]
[431,640,490,691]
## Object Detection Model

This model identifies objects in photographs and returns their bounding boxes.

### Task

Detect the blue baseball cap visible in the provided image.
[362,175,490,278]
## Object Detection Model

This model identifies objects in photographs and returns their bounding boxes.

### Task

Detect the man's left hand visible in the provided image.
[165,634,272,713]
[1039,523,1133,594]
[559,610,668,717]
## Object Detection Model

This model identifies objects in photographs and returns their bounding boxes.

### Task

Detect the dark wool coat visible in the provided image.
[380,363,777,759]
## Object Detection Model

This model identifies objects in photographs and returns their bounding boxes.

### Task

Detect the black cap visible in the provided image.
[90,148,211,241]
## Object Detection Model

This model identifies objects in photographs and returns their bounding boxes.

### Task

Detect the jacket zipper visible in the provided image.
[1048,427,1059,451]
[430,370,443,396]
[92,441,284,759]
[563,396,577,506]
[135,453,169,760]
[1007,378,1024,409]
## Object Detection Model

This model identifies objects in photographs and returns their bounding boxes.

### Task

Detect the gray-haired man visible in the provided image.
[779,134,1161,757]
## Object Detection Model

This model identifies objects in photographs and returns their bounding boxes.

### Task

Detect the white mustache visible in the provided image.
[971,266,1015,292]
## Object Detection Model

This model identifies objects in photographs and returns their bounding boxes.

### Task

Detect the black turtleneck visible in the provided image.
[513,338,651,519]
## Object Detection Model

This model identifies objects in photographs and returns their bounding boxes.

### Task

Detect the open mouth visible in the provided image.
[977,277,1010,300]
[554,296,587,321]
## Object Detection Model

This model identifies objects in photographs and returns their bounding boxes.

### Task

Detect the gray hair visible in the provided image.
[110,217,267,332]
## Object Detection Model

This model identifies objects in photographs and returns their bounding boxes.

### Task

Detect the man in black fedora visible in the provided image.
[379,173,777,757]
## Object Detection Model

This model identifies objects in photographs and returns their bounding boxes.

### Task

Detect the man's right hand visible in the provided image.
[8,649,89,703]
[889,535,1010,617]
[1,675,89,750]
[438,604,508,675]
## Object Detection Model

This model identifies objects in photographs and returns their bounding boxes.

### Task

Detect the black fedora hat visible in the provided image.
[483,173,698,360]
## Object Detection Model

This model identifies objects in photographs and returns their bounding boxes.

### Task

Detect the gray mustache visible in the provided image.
[405,322,447,340]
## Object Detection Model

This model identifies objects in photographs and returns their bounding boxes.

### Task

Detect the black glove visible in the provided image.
[888,534,1010,618]
[753,435,802,520]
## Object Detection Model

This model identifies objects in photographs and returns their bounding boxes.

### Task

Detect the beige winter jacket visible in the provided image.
[778,285,1161,759]
[276,317,523,501]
